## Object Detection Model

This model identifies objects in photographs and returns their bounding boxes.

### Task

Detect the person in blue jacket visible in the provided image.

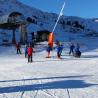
[57,44,63,59]
[25,44,28,58]
[69,43,75,55]
[46,43,52,58]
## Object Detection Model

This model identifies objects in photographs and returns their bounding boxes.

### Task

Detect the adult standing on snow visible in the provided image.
[28,44,33,62]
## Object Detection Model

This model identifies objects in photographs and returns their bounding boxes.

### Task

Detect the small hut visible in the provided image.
[36,30,51,42]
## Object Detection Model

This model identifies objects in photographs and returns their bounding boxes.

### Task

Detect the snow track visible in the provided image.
[0,40,98,98]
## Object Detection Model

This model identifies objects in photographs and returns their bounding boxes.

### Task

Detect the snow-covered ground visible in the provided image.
[0,37,98,98]
[0,0,98,97]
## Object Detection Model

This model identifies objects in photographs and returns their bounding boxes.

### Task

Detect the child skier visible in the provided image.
[57,44,63,59]
[46,43,52,58]
[16,42,21,54]
[69,43,75,55]
[27,44,33,62]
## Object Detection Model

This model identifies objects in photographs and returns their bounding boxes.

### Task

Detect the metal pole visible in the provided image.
[12,29,16,44]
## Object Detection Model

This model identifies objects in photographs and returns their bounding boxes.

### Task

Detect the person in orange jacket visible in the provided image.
[28,44,33,62]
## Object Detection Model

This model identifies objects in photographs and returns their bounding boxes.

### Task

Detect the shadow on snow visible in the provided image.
[0,75,97,94]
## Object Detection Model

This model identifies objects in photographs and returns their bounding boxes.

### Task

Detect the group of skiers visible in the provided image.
[69,43,81,57]
[15,41,81,63]
[15,42,33,63]
[46,40,63,59]
[46,41,81,59]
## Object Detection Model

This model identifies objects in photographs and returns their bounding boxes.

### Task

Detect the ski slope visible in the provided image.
[0,38,98,98]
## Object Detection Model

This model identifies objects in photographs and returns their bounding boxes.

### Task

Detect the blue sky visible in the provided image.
[19,0,98,18]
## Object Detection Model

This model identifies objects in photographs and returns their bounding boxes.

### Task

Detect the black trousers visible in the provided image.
[28,55,33,62]
[17,49,21,54]
[57,51,61,58]
[69,49,74,55]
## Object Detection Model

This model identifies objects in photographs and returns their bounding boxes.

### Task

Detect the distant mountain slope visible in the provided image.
[0,0,98,43]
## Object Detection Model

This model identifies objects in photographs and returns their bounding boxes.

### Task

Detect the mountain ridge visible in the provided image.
[0,0,98,42]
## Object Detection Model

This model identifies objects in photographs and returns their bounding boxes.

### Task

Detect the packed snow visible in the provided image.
[0,36,98,98]
[0,0,98,98]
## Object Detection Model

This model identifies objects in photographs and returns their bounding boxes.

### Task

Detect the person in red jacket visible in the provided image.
[28,44,33,62]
